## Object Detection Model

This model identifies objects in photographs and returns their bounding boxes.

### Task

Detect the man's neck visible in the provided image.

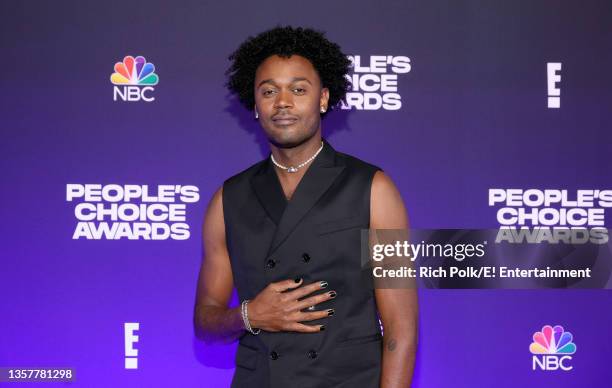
[270,135,323,168]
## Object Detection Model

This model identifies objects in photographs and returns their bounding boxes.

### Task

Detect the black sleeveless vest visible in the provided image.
[223,138,383,388]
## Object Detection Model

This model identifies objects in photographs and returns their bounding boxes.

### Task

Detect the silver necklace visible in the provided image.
[270,141,324,173]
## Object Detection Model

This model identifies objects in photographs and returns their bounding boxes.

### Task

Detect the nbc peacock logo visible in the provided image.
[530,325,576,371]
[110,55,159,102]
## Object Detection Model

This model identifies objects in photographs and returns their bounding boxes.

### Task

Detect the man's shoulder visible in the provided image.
[223,158,267,188]
[335,149,383,175]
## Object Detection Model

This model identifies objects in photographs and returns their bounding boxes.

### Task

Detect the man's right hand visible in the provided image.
[247,278,336,333]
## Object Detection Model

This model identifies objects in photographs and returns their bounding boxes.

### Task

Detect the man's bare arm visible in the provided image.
[193,186,245,344]
[371,171,418,388]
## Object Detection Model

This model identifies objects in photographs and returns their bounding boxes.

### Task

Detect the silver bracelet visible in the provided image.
[241,299,260,335]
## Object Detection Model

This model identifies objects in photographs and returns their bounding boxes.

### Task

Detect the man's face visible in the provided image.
[254,54,329,148]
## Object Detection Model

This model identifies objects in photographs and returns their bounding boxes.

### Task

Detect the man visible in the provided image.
[194,26,418,387]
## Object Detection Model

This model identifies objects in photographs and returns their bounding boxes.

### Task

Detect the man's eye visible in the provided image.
[262,90,275,96]
[293,88,306,94]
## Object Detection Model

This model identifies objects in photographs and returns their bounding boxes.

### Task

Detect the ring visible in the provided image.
[307,305,316,311]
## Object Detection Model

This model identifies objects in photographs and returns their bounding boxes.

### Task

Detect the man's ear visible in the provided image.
[320,87,330,111]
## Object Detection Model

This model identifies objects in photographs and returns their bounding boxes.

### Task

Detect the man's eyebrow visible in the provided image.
[257,77,312,88]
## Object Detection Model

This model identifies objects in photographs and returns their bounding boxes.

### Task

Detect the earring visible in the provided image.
[320,107,326,113]
[255,110,259,119]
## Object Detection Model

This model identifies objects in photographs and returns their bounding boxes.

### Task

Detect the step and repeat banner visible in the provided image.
[1,1,611,387]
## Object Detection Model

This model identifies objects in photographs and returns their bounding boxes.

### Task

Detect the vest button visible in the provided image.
[269,351,279,360]
[307,349,318,359]
[301,253,311,263]
[266,259,276,269]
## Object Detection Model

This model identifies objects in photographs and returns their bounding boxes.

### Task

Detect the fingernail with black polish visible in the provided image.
[320,281,328,288]
[320,325,325,331]
[295,277,302,283]
[327,309,335,316]
[328,291,337,298]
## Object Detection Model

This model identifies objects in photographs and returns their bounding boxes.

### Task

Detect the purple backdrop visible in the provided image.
[1,0,611,386]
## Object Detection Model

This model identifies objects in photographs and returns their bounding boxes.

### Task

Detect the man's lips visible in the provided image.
[272,115,298,125]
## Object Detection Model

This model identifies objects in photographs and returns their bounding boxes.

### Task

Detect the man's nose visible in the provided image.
[274,89,293,109]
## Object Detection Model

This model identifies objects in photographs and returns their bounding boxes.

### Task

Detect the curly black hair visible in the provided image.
[225,25,352,115]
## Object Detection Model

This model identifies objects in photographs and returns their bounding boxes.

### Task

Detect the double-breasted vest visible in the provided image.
[222,138,383,388]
